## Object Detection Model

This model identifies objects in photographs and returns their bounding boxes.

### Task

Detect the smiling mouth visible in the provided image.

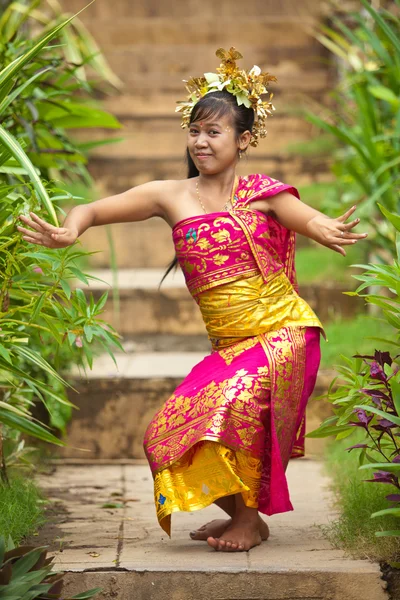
[195,154,212,158]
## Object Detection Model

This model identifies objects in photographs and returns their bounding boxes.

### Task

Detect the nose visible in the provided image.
[194,132,208,148]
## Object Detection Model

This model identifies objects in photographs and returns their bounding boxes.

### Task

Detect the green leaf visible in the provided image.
[375,530,400,537]
[94,291,108,313]
[305,424,353,439]
[0,66,53,116]
[0,1,95,91]
[0,408,65,445]
[360,0,400,55]
[369,85,400,107]
[371,508,400,518]
[11,547,45,578]
[83,324,93,343]
[29,292,47,323]
[378,203,400,232]
[355,404,400,426]
[60,278,72,299]
[0,124,58,226]
[0,342,12,363]
[359,462,400,472]
[69,266,89,285]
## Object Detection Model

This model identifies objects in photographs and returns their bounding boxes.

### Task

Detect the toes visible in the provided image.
[191,531,208,541]
[207,536,219,550]
[217,539,226,551]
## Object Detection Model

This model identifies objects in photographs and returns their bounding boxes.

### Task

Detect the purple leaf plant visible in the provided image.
[346,350,400,507]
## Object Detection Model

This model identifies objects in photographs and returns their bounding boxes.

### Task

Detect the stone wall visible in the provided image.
[60,0,335,194]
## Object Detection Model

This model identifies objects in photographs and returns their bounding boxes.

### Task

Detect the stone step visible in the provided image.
[85,16,323,49]
[101,89,332,119]
[54,351,335,460]
[77,115,314,160]
[73,268,363,335]
[28,461,387,600]
[66,0,326,21]
[87,157,330,206]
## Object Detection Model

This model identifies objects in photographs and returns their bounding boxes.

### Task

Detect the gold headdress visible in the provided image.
[175,47,277,147]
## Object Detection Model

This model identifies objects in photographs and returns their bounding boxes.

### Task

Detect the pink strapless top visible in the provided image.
[172,174,299,298]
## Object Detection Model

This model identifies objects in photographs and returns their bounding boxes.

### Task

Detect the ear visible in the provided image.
[238,130,252,151]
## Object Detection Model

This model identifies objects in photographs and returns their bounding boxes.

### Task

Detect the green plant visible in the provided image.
[0,471,46,544]
[308,205,400,561]
[0,3,124,483]
[305,0,400,253]
[0,534,102,599]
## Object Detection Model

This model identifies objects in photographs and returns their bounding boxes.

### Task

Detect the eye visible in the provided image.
[209,130,220,135]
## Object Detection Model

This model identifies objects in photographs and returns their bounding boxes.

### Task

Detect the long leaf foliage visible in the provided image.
[0,1,123,478]
[308,0,400,253]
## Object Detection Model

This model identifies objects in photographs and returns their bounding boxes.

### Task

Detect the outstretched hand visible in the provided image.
[306,206,368,256]
[17,212,78,249]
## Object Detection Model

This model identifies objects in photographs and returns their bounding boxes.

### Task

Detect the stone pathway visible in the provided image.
[30,458,388,600]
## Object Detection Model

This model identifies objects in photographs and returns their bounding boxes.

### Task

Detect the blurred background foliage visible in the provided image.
[304,0,400,564]
[0,0,124,530]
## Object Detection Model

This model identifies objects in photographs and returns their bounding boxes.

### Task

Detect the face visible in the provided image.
[187,112,248,174]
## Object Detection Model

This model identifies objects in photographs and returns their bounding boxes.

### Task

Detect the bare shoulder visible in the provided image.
[157,179,192,226]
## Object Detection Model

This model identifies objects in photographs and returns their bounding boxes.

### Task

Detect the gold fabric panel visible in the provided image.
[198,270,323,346]
[154,440,262,536]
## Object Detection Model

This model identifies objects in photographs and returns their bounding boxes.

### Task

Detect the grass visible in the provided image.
[320,314,395,370]
[321,433,400,563]
[0,470,46,545]
[296,242,366,285]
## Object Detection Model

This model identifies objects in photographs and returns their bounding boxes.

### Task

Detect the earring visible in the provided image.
[238,149,243,159]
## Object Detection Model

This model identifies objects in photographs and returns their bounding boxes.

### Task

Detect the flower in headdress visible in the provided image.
[175,47,277,147]
[216,47,243,77]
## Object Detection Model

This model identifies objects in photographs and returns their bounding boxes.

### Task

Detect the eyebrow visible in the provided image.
[191,122,221,127]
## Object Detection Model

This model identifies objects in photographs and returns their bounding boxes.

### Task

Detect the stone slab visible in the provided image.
[29,461,387,600]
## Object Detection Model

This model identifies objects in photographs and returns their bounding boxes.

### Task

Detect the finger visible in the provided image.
[29,212,59,233]
[19,228,43,242]
[342,218,360,230]
[333,238,359,245]
[22,236,43,245]
[335,232,368,240]
[330,243,346,256]
[19,215,47,234]
[17,225,38,236]
[337,205,357,223]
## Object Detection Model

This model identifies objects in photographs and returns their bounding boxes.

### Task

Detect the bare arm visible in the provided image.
[251,191,368,256]
[17,180,168,248]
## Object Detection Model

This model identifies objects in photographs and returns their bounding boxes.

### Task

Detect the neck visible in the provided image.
[198,166,237,197]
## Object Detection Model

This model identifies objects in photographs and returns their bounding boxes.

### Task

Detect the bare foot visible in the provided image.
[190,516,269,542]
[207,520,262,552]
[190,519,232,541]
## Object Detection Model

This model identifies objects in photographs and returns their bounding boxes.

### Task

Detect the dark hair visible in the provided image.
[159,90,254,287]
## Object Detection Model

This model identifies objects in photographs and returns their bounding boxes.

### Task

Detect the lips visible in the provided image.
[195,154,212,158]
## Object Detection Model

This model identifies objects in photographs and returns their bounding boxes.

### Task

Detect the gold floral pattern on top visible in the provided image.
[173,215,258,297]
[154,441,262,536]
